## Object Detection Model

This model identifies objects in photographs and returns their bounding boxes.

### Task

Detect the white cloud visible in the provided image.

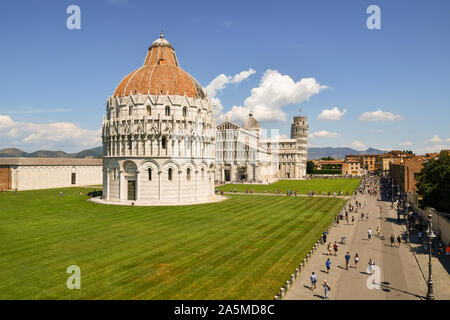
[220,69,327,122]
[429,134,441,143]
[205,68,256,116]
[422,145,448,153]
[351,140,366,150]
[0,114,101,152]
[359,109,404,121]
[309,130,340,138]
[317,107,346,120]
[399,141,413,147]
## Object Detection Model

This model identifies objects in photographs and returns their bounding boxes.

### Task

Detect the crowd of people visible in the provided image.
[309,173,421,300]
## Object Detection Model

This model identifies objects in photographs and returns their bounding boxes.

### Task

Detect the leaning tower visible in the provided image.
[290,115,308,178]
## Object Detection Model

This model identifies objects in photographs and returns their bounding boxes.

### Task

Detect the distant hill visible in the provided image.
[0,146,103,159]
[0,145,386,160]
[307,147,386,160]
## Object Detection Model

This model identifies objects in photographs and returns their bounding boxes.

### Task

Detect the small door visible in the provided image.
[224,170,230,182]
[127,180,136,201]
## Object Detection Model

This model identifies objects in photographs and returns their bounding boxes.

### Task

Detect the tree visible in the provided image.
[416,150,450,213]
[402,150,414,155]
[306,161,315,174]
[320,156,335,160]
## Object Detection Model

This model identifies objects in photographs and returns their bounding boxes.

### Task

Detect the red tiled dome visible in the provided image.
[113,33,206,99]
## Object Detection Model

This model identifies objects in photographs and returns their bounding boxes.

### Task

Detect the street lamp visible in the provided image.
[426,209,436,300]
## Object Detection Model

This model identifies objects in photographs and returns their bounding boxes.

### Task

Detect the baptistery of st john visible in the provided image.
[101,33,216,204]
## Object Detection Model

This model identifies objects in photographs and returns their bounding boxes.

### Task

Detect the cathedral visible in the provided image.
[215,113,308,183]
[101,33,216,204]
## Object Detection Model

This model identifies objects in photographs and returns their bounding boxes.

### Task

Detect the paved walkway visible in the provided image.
[284,192,450,300]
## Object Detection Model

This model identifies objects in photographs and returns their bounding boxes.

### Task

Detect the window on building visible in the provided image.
[201,168,205,180]
[183,107,187,117]
[165,106,171,116]
[148,168,152,181]
[187,168,191,181]
[161,137,167,149]
[129,106,133,116]
[71,173,76,185]
[146,105,151,116]
[168,168,173,181]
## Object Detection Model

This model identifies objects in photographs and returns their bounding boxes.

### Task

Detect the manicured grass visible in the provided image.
[0,187,346,299]
[217,178,361,195]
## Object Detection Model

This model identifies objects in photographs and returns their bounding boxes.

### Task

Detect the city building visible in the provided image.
[312,159,344,171]
[0,158,102,191]
[101,33,216,204]
[342,155,362,176]
[390,153,440,196]
[376,150,414,172]
[360,154,378,171]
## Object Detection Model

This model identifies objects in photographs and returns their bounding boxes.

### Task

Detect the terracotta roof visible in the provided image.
[113,33,206,99]
[0,158,102,166]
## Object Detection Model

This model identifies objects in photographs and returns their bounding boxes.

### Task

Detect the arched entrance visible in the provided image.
[124,161,137,201]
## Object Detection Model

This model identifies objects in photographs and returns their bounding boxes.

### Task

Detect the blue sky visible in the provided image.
[0,0,449,153]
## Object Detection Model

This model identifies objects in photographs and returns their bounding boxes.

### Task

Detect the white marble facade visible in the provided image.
[216,113,308,183]
[101,34,216,205]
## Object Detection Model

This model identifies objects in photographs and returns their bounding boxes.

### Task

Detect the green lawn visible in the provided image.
[217,178,361,195]
[0,187,346,300]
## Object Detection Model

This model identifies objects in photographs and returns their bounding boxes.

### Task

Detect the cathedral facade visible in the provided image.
[101,34,216,204]
[215,113,308,183]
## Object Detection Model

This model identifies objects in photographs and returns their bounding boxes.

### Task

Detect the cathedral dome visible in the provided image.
[113,33,206,99]
[242,111,261,130]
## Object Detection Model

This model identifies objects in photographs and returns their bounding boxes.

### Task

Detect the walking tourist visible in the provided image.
[333,241,338,256]
[323,280,330,299]
[310,272,317,290]
[368,228,372,240]
[326,258,331,273]
[345,252,351,270]
[397,235,401,247]
[354,253,359,268]
[327,242,332,256]
[368,258,375,274]
[390,234,395,247]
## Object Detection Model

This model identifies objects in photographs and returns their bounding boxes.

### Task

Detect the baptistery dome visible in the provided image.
[113,33,206,99]
[101,33,217,205]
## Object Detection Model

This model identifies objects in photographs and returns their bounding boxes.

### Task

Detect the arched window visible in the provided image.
[148,168,152,181]
[168,168,173,181]
[129,106,133,116]
[186,168,191,181]
[165,106,171,116]
[183,107,187,117]
[162,137,167,149]
[201,168,205,180]
[146,105,151,116]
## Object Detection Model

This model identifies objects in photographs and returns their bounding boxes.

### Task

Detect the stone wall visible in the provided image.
[10,165,102,190]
